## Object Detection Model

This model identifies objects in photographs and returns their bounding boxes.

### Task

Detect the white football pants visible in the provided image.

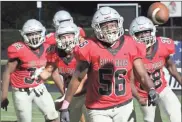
[141,86,181,122]
[87,100,135,122]
[12,83,58,122]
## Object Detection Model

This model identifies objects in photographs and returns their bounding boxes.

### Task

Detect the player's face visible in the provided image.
[26,31,42,47]
[100,21,119,44]
[100,21,118,34]
[135,30,153,47]
[57,33,76,53]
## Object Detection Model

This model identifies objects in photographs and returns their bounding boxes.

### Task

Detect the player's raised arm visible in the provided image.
[165,56,182,85]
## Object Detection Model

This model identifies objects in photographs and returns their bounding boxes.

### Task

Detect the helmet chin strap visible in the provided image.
[110,41,117,47]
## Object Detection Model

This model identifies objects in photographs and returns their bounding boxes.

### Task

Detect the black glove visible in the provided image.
[1,98,9,111]
[148,88,159,106]
[59,109,70,122]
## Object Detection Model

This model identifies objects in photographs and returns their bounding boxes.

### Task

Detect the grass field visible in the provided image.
[1,91,181,122]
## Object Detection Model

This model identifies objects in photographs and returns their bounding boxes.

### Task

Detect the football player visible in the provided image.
[59,7,159,122]
[129,16,182,122]
[46,10,86,45]
[31,21,87,122]
[45,10,87,122]
[1,19,60,122]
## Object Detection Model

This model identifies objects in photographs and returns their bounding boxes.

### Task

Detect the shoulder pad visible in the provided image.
[45,33,56,45]
[7,42,25,59]
[74,40,91,62]
[124,36,145,60]
[79,40,89,48]
[158,37,175,55]
[46,33,55,38]
[46,45,56,54]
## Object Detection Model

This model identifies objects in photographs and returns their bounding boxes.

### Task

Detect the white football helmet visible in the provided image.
[91,7,124,44]
[129,16,156,48]
[20,19,46,48]
[55,21,79,53]
[53,10,73,29]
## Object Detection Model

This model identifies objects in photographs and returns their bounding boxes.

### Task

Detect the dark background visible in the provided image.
[1,1,182,29]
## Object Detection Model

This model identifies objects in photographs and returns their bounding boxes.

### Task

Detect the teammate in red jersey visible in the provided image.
[31,21,87,122]
[129,16,182,122]
[1,19,60,122]
[59,7,159,122]
[45,10,87,122]
[46,10,86,45]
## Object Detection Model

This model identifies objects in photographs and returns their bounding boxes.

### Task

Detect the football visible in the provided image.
[147,2,169,25]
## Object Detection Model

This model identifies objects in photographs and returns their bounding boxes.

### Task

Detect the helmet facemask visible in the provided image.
[20,19,46,49]
[21,29,46,49]
[56,33,79,54]
[134,30,156,48]
[93,19,124,45]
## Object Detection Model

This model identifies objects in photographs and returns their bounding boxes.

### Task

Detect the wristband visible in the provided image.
[150,87,155,90]
[61,100,70,110]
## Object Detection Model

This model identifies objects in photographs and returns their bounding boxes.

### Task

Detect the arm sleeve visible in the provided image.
[135,42,146,58]
[158,37,175,57]
[45,33,56,45]
[7,43,21,59]
[73,40,91,63]
[165,39,175,56]
[79,27,86,38]
[129,38,146,62]
[46,52,59,64]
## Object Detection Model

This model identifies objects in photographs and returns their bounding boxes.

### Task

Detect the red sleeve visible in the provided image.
[135,42,146,58]
[45,44,58,63]
[158,37,175,57]
[7,42,24,59]
[128,37,144,62]
[73,40,91,63]
[45,33,56,45]
[79,27,86,38]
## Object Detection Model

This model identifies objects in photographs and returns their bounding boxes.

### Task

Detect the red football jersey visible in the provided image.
[45,33,56,45]
[8,42,51,88]
[46,47,76,88]
[135,37,175,98]
[45,27,86,45]
[74,35,143,109]
[78,27,86,38]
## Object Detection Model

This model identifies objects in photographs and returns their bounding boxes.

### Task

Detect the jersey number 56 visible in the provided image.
[98,68,127,96]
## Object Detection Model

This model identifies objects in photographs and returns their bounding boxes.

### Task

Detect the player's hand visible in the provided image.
[138,97,147,106]
[31,66,45,80]
[1,98,9,111]
[148,88,159,106]
[54,95,65,110]
[59,109,70,122]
